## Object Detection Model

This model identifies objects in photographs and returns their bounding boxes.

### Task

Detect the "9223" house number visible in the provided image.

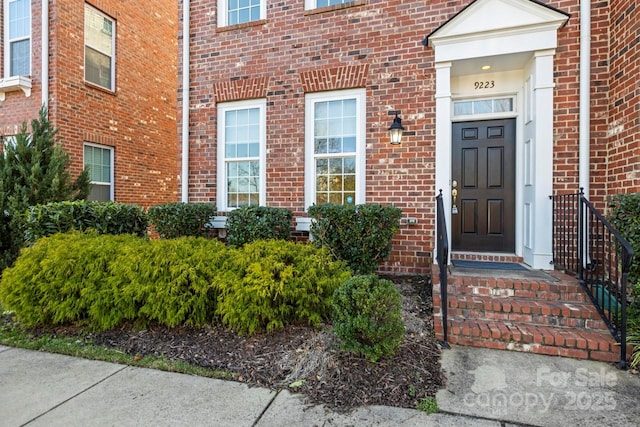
[474,80,495,89]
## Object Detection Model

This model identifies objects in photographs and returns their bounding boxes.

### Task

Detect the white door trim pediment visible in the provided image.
[425,0,569,62]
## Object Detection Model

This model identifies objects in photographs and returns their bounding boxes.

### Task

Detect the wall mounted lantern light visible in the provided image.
[388,111,404,145]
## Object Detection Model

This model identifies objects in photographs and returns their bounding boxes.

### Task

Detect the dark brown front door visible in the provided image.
[451,119,515,252]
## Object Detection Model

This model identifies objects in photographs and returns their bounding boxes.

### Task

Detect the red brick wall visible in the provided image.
[0,1,43,133]
[1,0,179,208]
[606,0,640,196]
[179,0,623,273]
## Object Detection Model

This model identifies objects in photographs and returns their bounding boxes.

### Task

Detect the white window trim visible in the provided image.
[304,88,366,210]
[304,0,352,9]
[84,4,116,91]
[83,142,114,201]
[4,0,31,77]
[217,0,266,27]
[216,98,267,212]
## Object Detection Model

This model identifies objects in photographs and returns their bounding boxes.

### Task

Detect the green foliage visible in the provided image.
[147,202,217,239]
[607,193,640,328]
[308,203,402,274]
[416,397,439,414]
[226,206,293,247]
[0,233,349,335]
[0,232,227,330]
[0,106,90,270]
[23,201,147,243]
[331,275,404,362]
[216,240,351,334]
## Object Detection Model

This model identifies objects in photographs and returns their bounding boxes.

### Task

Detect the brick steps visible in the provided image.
[432,264,623,363]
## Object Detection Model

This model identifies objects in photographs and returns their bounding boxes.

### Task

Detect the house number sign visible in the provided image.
[474,80,495,89]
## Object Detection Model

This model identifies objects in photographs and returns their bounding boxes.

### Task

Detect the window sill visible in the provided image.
[296,217,312,232]
[217,19,266,33]
[209,216,228,228]
[0,76,32,101]
[304,0,366,16]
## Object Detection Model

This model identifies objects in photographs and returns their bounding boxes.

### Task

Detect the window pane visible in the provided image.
[85,6,114,90]
[343,137,356,153]
[84,145,112,201]
[312,96,359,206]
[226,160,259,208]
[85,47,112,89]
[494,98,513,113]
[9,0,30,39]
[454,101,472,116]
[228,0,260,25]
[10,40,30,76]
[89,184,111,202]
[473,100,493,114]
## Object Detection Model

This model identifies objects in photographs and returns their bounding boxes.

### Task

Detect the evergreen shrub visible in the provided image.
[226,206,293,247]
[24,201,147,243]
[216,240,351,334]
[147,202,217,239]
[331,275,405,362]
[308,203,402,274]
[0,106,90,270]
[0,233,227,330]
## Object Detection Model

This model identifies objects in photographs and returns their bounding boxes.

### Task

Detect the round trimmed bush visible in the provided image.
[332,275,404,362]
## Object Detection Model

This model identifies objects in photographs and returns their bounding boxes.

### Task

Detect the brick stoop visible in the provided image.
[432,265,625,363]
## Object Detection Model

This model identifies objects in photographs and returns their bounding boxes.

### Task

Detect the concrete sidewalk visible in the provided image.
[1,344,639,426]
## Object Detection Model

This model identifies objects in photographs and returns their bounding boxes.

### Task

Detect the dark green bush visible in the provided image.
[147,202,217,239]
[608,193,640,286]
[23,201,147,243]
[308,203,402,274]
[0,107,90,270]
[216,240,351,334]
[331,275,405,362]
[0,232,227,330]
[226,206,293,247]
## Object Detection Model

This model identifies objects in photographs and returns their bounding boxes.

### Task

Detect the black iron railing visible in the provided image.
[551,189,634,368]
[436,190,449,347]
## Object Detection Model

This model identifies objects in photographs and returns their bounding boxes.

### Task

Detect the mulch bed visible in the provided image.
[15,275,446,411]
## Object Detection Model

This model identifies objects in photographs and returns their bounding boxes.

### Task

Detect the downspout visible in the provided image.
[180,0,190,202]
[41,0,49,110]
[579,0,590,197]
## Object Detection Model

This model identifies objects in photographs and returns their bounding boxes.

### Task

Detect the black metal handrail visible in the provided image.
[551,189,634,368]
[436,190,449,347]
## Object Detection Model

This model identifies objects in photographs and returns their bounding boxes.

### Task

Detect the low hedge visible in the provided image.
[23,201,147,243]
[0,232,350,333]
[308,203,402,274]
[226,206,293,247]
[147,202,217,239]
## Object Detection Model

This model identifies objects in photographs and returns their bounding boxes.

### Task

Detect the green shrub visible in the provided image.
[607,193,640,324]
[147,202,217,239]
[226,206,293,247]
[331,275,404,362]
[216,240,351,334]
[0,106,90,270]
[0,232,227,330]
[0,232,134,327]
[23,201,147,243]
[308,203,402,274]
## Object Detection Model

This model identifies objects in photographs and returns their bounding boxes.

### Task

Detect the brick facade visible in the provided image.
[178,0,640,273]
[1,0,178,207]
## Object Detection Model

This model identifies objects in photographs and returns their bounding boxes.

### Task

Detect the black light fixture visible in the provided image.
[388,111,404,145]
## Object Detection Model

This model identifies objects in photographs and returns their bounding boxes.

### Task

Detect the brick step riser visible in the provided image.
[432,294,603,322]
[433,309,609,330]
[432,319,624,363]
[435,285,590,303]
